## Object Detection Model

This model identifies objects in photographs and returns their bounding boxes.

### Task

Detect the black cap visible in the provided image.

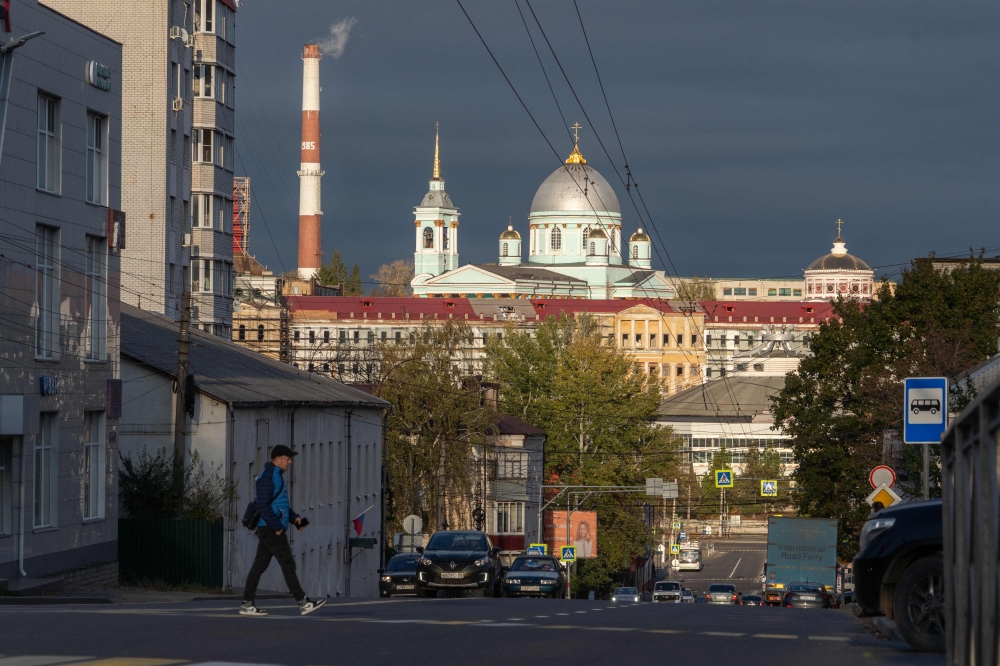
[270,445,297,460]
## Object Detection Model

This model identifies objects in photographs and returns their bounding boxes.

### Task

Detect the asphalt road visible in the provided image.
[0,594,941,666]
[667,538,769,596]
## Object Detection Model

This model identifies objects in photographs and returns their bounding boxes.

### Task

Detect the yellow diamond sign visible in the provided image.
[865,482,902,509]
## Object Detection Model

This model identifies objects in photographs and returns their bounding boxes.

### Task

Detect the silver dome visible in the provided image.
[529,163,621,215]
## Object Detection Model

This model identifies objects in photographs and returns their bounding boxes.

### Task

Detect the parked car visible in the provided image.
[853,498,943,653]
[378,552,421,597]
[502,555,566,598]
[652,580,683,603]
[681,588,695,603]
[741,594,763,607]
[415,530,503,598]
[781,583,832,609]
[706,583,740,605]
[611,587,640,603]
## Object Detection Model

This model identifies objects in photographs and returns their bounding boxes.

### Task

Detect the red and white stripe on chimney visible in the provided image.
[297,44,324,278]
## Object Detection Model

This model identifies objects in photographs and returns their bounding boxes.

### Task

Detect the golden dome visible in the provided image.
[630,228,650,242]
[587,227,609,239]
[500,225,521,240]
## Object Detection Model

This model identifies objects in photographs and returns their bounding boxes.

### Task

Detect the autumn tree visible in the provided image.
[370,259,414,297]
[675,277,717,301]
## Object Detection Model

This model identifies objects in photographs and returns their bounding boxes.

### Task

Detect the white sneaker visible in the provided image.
[299,597,327,616]
[239,602,268,616]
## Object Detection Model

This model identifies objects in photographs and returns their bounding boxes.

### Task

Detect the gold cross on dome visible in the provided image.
[836,218,843,239]
[571,122,582,144]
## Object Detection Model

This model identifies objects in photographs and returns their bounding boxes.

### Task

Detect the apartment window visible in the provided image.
[496,450,527,479]
[339,330,346,342]
[34,225,59,359]
[733,287,747,296]
[309,330,316,344]
[83,412,106,521]
[706,367,713,378]
[84,236,107,360]
[238,324,246,341]
[86,113,108,205]
[193,65,214,98]
[705,333,712,346]
[323,330,330,343]
[676,366,684,376]
[294,330,300,342]
[35,413,58,528]
[550,226,561,251]
[677,334,684,347]
[691,335,698,345]
[634,333,642,348]
[663,334,670,347]
[768,288,777,296]
[172,62,182,100]
[0,438,11,535]
[650,334,657,348]
[194,0,213,32]
[779,288,792,296]
[353,330,360,342]
[395,331,402,343]
[193,129,213,163]
[36,94,60,192]
[621,334,628,347]
[495,502,524,534]
[191,258,212,292]
[722,287,732,296]
[381,331,387,341]
[183,133,191,164]
[748,288,757,296]
[192,194,213,227]
[793,289,802,297]
[257,325,264,342]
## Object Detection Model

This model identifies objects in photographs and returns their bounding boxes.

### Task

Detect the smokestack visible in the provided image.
[298,44,324,278]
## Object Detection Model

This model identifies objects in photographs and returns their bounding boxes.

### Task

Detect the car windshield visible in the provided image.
[614,587,638,595]
[679,551,701,561]
[788,584,824,593]
[510,557,557,572]
[386,557,417,572]
[655,582,681,591]
[426,532,488,551]
[682,589,693,596]
[709,584,736,593]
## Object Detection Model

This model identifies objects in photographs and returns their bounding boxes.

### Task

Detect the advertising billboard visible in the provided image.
[543,510,597,559]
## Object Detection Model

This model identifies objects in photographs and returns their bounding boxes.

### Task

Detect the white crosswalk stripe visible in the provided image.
[0,658,91,666]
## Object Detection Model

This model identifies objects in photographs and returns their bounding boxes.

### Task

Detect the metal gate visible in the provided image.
[118,518,224,588]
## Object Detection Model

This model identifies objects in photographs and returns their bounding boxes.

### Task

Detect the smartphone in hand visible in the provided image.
[297,517,310,529]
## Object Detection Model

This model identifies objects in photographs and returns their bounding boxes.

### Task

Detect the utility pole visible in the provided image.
[173,292,192,461]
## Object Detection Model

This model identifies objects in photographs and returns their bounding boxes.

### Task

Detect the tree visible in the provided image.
[485,314,681,596]
[346,264,364,296]
[315,248,349,287]
[771,256,1000,559]
[119,449,236,522]
[370,260,415,297]
[675,278,717,301]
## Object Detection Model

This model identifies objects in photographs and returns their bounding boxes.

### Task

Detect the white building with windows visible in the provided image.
[0,1,122,589]
[49,0,238,336]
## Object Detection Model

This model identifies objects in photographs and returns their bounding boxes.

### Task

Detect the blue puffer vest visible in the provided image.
[255,462,295,531]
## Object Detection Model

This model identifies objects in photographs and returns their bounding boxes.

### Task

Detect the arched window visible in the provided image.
[550,226,562,251]
[423,227,434,248]
[257,325,264,341]
[238,324,245,340]
[502,242,508,257]
[443,230,449,250]
[589,241,596,255]
[632,246,638,259]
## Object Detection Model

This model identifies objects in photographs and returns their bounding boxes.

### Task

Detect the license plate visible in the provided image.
[801,595,817,600]
[520,586,540,591]
[395,585,415,590]
[440,572,463,579]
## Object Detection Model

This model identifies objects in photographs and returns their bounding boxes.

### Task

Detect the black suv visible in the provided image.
[415,530,503,598]
[378,552,421,597]
[853,499,943,653]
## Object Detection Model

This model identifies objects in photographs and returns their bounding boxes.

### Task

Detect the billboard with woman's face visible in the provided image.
[543,511,597,558]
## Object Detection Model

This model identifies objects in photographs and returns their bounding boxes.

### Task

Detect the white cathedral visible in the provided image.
[410,128,676,299]
[409,128,874,301]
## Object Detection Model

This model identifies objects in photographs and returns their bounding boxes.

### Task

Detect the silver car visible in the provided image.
[653,580,682,602]
[706,583,740,604]
[611,586,640,603]
[681,588,695,603]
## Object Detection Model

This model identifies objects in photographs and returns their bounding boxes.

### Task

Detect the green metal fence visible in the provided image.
[118,518,224,588]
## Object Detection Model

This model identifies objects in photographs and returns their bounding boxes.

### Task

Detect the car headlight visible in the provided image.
[381,576,392,582]
[474,557,490,567]
[859,517,896,549]
[506,579,520,585]
[418,557,433,566]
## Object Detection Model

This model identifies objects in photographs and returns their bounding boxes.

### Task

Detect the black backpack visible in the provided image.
[241,474,281,531]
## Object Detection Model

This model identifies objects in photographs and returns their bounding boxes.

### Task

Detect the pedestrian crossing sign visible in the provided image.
[561,546,577,562]
[672,521,681,530]
[527,543,547,555]
[715,469,734,488]
[761,480,778,497]
[670,544,680,555]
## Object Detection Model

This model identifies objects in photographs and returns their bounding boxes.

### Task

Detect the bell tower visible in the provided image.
[413,123,459,277]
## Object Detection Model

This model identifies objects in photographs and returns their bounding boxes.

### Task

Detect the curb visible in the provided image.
[0,596,112,605]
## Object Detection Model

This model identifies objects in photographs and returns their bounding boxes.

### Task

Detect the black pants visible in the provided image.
[243,526,305,603]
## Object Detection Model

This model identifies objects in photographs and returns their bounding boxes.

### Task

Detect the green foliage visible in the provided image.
[316,248,364,295]
[771,256,1000,559]
[378,321,496,534]
[698,447,784,519]
[675,277,717,301]
[119,449,237,522]
[485,314,680,596]
[347,264,364,296]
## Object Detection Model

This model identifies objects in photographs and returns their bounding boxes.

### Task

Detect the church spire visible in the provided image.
[432,121,441,181]
[565,122,587,164]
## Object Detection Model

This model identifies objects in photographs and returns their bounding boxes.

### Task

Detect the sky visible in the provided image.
[233,1,1000,288]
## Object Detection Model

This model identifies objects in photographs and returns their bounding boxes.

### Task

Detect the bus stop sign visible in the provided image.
[904,377,947,444]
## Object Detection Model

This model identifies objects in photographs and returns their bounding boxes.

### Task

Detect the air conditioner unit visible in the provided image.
[169,26,189,42]
[183,233,192,246]
[172,97,184,111]
[185,34,195,48]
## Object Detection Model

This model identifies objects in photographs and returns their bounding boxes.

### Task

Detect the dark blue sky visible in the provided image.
[233,1,1000,288]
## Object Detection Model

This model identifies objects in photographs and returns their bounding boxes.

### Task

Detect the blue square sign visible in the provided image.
[904,377,947,444]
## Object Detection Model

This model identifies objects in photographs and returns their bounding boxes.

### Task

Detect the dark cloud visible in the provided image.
[234,0,1000,285]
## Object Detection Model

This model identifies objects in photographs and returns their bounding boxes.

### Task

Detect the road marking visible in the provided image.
[574,611,587,614]
[0,659,93,666]
[479,622,531,627]
[809,636,850,642]
[729,556,743,578]
[541,625,581,629]
[191,663,283,666]
[590,608,602,611]
[555,612,569,616]
[589,627,636,632]
[422,620,474,625]
[70,661,186,666]
[506,618,524,621]
[646,629,686,634]
[534,615,549,618]
[753,634,797,639]
[702,631,745,637]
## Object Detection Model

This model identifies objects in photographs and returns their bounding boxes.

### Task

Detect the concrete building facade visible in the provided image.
[0,0,122,588]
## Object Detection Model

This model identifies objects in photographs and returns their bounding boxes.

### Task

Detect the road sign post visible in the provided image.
[868,466,896,489]
[904,377,947,500]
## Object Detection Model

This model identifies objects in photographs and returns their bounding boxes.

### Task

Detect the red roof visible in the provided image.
[699,300,837,324]
[529,298,676,317]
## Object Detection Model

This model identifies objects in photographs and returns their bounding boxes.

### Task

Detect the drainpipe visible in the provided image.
[226,403,235,590]
[18,435,27,577]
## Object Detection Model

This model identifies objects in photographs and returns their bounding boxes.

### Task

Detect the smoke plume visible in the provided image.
[317,17,358,58]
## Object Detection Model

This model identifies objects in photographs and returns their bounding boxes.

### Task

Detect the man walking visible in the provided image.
[240,445,326,616]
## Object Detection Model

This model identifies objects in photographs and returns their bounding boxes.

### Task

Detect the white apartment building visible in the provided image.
[48,0,237,336]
